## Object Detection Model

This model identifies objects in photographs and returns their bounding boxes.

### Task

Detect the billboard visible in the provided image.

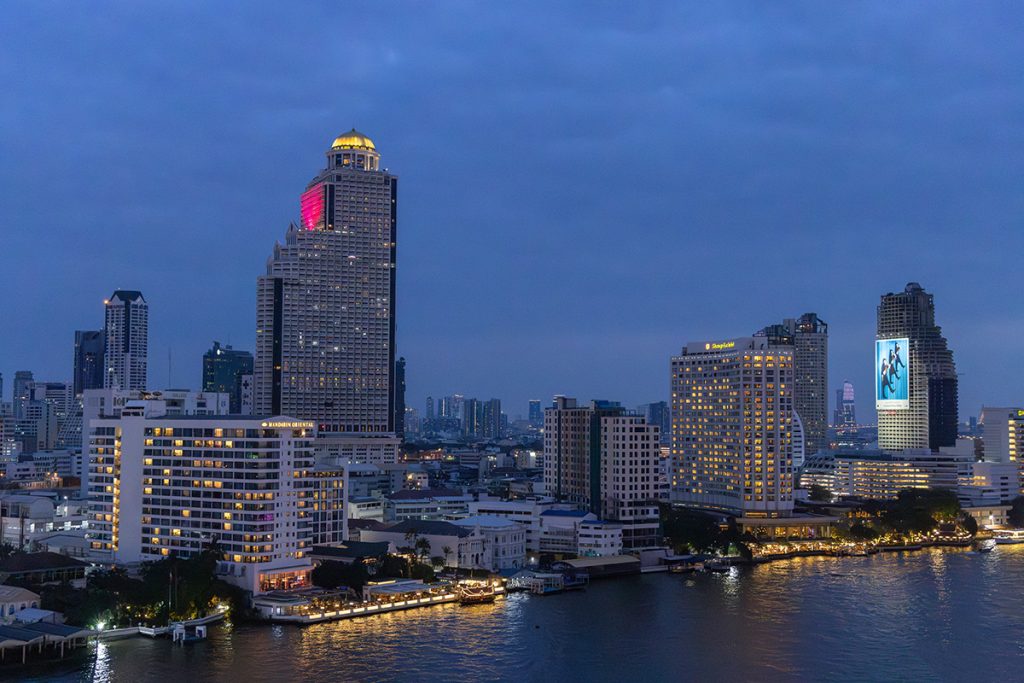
[875,338,909,409]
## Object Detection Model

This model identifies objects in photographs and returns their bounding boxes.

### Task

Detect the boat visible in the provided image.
[457,585,497,605]
[993,529,1024,545]
[171,623,208,645]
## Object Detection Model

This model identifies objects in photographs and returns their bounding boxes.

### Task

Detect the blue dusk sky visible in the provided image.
[1,2,1022,421]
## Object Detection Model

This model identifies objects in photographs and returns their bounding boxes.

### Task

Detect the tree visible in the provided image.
[414,537,432,564]
[442,545,454,568]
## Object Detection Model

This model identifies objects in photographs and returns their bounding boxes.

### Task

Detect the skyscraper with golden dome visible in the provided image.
[255,130,399,463]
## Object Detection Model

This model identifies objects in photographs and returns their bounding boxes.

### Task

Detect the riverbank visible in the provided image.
[12,546,1024,682]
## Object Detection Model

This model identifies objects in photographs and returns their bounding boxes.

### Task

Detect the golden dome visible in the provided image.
[331,128,376,151]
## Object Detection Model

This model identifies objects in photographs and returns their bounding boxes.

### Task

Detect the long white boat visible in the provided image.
[992,529,1024,545]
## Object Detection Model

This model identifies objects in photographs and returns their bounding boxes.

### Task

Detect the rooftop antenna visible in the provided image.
[167,348,173,389]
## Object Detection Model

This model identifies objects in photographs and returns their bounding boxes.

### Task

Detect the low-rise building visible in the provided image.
[451,515,527,571]
[0,586,40,623]
[360,519,488,571]
[576,521,623,557]
[384,489,472,523]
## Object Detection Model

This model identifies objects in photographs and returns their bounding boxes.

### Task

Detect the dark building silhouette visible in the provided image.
[74,330,105,396]
[202,341,254,413]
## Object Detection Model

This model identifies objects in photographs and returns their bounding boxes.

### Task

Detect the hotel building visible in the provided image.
[255,130,399,465]
[980,406,1024,493]
[670,337,795,517]
[87,406,346,594]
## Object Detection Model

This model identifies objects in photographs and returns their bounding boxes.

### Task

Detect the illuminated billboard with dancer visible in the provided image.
[875,338,909,409]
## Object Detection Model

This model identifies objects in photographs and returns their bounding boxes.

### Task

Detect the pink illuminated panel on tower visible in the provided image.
[300,184,325,230]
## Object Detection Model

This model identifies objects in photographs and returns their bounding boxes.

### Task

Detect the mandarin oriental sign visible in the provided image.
[261,420,315,429]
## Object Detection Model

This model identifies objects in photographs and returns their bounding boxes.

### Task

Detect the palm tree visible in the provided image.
[414,537,432,564]
[442,545,453,569]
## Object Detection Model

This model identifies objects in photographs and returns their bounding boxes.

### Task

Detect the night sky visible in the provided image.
[2,3,1022,422]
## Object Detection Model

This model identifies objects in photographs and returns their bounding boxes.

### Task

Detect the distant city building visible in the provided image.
[670,337,795,518]
[833,380,856,430]
[13,371,33,420]
[103,290,148,391]
[425,396,435,421]
[544,397,660,548]
[393,357,406,439]
[876,283,958,452]
[528,400,542,427]
[254,130,398,465]
[461,398,502,439]
[756,313,828,456]
[73,330,105,396]
[638,401,671,444]
[239,374,254,415]
[202,341,254,413]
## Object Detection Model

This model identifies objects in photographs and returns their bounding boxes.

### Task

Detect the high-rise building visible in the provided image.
[73,330,105,396]
[980,407,1024,493]
[103,290,148,391]
[425,396,435,422]
[670,337,795,518]
[255,130,398,464]
[462,398,481,437]
[756,313,828,456]
[483,399,502,439]
[13,371,33,420]
[544,397,660,548]
[202,341,254,413]
[393,357,406,439]
[461,398,502,439]
[638,401,671,444]
[876,283,958,452]
[528,400,542,427]
[87,409,343,593]
[833,380,856,430]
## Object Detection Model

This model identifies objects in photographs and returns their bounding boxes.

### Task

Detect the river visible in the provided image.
[10,545,1024,682]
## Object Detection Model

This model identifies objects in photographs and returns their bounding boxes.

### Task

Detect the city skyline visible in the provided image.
[3,4,1022,423]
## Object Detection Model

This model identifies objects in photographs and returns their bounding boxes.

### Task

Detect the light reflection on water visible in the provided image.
[12,546,1024,683]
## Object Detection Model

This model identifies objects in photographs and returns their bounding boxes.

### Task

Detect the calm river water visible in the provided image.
[9,546,1024,682]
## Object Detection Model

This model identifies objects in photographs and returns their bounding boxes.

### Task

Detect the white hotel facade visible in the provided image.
[88,406,345,593]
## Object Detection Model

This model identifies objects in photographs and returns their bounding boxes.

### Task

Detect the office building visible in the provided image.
[544,398,660,548]
[87,410,344,594]
[13,371,33,420]
[638,401,671,444]
[833,380,856,431]
[756,313,828,456]
[103,290,148,391]
[254,130,399,464]
[393,357,406,439]
[425,396,435,422]
[73,331,105,396]
[876,283,958,451]
[670,337,795,517]
[528,400,542,427]
[202,342,254,413]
